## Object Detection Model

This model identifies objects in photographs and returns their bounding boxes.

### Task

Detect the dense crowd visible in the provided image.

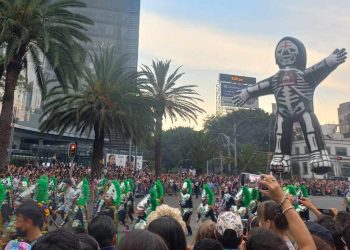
[1,163,350,250]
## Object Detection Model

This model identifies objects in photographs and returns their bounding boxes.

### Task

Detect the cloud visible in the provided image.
[139,11,350,129]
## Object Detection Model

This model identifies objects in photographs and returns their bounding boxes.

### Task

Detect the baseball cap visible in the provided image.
[216,211,243,237]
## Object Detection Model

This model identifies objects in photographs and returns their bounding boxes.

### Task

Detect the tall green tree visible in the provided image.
[140,60,205,177]
[204,109,275,153]
[0,0,92,170]
[237,144,268,173]
[204,109,274,174]
[40,47,154,174]
[162,127,196,171]
[185,131,218,173]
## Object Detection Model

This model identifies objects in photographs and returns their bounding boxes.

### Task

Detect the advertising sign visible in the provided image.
[219,73,258,109]
[106,154,143,169]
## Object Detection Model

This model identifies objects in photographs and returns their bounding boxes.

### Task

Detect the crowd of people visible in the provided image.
[0,163,350,250]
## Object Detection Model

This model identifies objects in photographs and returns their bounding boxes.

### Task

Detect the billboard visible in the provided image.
[106,154,143,169]
[219,73,258,109]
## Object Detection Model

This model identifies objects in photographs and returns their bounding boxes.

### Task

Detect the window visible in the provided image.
[295,147,300,155]
[304,146,309,154]
[303,162,308,175]
[326,147,331,154]
[336,147,347,156]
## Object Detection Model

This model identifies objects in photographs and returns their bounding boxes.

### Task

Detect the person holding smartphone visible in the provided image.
[259,174,316,250]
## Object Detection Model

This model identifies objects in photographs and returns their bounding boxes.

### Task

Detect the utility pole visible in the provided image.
[234,123,238,176]
[227,137,231,175]
[206,160,209,175]
[220,152,223,175]
[128,138,132,164]
[134,146,138,173]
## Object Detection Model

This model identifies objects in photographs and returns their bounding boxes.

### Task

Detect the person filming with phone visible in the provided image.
[257,174,317,250]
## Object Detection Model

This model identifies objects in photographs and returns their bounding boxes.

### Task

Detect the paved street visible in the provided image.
[131,194,345,243]
[51,194,344,243]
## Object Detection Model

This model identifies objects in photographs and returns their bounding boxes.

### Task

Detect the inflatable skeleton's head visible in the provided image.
[275,37,307,71]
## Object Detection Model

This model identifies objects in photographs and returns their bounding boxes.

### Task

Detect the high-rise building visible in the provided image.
[76,0,140,71]
[5,1,141,163]
[338,102,350,138]
[19,0,141,127]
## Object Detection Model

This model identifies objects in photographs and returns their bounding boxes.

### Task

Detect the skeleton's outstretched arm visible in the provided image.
[232,77,273,107]
[305,48,347,87]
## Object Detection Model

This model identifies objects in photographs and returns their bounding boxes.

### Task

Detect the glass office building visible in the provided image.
[22,0,141,125]
[78,0,140,71]
[10,0,141,163]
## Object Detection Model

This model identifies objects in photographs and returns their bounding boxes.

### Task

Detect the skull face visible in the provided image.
[276,40,299,67]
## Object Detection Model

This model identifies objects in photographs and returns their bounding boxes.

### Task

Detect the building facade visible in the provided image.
[292,138,350,178]
[338,102,350,138]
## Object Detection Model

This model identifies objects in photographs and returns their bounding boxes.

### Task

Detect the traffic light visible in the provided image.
[68,142,77,158]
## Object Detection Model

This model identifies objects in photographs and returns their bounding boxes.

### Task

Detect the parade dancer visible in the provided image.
[179,179,193,236]
[231,186,260,219]
[1,177,13,230]
[71,178,90,233]
[125,179,135,225]
[93,177,109,218]
[222,187,235,212]
[34,176,50,232]
[0,181,7,236]
[197,184,216,223]
[95,180,122,234]
[118,180,131,229]
[134,186,158,230]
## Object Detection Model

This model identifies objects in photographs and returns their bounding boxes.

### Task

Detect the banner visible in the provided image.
[106,154,143,169]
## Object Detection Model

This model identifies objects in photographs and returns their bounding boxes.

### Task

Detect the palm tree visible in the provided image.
[40,47,154,175]
[140,60,205,177]
[0,0,92,170]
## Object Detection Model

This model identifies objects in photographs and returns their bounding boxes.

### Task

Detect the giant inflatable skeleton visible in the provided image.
[232,37,347,174]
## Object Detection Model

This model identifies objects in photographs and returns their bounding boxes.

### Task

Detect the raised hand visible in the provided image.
[232,94,246,107]
[325,48,347,67]
[232,89,250,107]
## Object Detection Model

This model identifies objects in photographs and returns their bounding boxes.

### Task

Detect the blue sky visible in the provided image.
[138,0,350,129]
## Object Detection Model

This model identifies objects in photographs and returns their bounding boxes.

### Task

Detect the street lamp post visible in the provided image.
[219,133,232,175]
[219,116,257,176]
[233,117,257,176]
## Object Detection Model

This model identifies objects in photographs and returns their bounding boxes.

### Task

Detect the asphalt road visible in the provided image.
[52,194,344,244]
[132,194,345,244]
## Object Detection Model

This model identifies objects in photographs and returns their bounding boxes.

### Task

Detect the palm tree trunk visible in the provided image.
[91,124,105,177]
[0,56,24,172]
[154,113,163,177]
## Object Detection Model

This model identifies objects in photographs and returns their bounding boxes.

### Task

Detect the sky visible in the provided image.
[138,0,350,130]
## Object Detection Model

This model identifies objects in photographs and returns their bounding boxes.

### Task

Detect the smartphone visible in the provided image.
[240,173,261,186]
[318,208,334,217]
